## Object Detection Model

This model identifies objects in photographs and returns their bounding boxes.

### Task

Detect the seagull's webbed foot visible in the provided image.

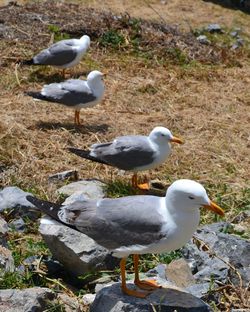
[137,175,150,191]
[134,279,161,291]
[121,285,150,298]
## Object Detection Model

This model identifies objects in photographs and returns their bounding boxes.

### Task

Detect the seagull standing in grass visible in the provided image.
[26,70,105,125]
[22,35,90,77]
[27,179,224,298]
[68,127,183,189]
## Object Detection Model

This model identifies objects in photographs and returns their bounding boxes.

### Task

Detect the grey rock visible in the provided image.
[186,282,211,299]
[0,216,9,246]
[0,187,40,220]
[0,287,55,312]
[62,191,88,205]
[57,293,81,312]
[48,170,78,182]
[57,179,106,200]
[206,24,223,33]
[146,263,167,280]
[90,283,212,312]
[232,38,245,50]
[0,245,15,273]
[197,35,211,45]
[39,222,119,276]
[9,217,25,232]
[182,222,250,286]
[82,293,96,306]
[166,258,196,288]
[231,210,250,224]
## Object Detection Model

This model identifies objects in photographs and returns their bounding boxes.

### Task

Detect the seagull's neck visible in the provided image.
[149,138,171,161]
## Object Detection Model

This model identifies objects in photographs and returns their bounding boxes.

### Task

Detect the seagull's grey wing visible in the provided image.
[91,136,156,170]
[59,196,167,250]
[41,79,97,106]
[34,40,78,66]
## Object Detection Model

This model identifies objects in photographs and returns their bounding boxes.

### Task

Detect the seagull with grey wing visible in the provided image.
[22,35,90,77]
[68,126,183,189]
[26,70,105,125]
[26,179,225,298]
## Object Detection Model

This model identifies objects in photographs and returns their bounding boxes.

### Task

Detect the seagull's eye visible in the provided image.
[188,196,195,200]
[161,134,165,137]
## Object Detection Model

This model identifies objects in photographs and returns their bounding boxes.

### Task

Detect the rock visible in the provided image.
[0,287,55,312]
[0,216,9,246]
[166,258,196,288]
[48,170,78,182]
[57,293,81,312]
[182,222,250,286]
[9,217,25,232]
[232,223,246,235]
[82,293,96,305]
[197,35,211,45]
[0,245,15,273]
[232,37,244,49]
[62,191,88,205]
[186,282,211,299]
[90,283,212,312]
[231,210,250,224]
[39,222,119,276]
[0,187,40,220]
[206,24,223,33]
[57,179,106,200]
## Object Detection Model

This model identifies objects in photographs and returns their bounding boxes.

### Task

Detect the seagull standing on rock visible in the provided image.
[26,70,105,125]
[22,35,91,77]
[27,179,224,298]
[68,126,183,189]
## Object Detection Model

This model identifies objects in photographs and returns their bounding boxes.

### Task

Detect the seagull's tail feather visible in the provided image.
[26,195,79,231]
[68,148,108,165]
[25,91,47,101]
[20,59,35,66]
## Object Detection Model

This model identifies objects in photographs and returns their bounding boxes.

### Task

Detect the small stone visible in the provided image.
[0,245,15,273]
[232,38,245,50]
[57,293,81,312]
[166,258,196,288]
[9,217,25,232]
[57,179,106,200]
[233,223,246,235]
[197,35,211,45]
[82,293,96,305]
[206,24,223,33]
[48,170,78,182]
[231,210,250,224]
[0,216,9,246]
[186,282,211,298]
[90,283,212,312]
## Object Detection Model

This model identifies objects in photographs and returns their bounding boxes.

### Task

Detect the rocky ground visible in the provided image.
[0,0,250,311]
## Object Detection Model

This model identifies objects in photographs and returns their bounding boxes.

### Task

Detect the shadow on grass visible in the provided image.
[28,70,90,83]
[34,121,110,134]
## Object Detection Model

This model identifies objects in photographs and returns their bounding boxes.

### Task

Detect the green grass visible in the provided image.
[48,25,70,42]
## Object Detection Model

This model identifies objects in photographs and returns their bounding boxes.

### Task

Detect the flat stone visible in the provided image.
[186,282,211,299]
[48,170,78,182]
[0,216,9,246]
[39,222,119,276]
[82,293,96,305]
[206,24,223,33]
[166,258,196,288]
[197,35,211,45]
[9,217,25,232]
[0,287,55,312]
[57,179,106,200]
[90,283,212,312]
[0,245,15,273]
[57,293,81,312]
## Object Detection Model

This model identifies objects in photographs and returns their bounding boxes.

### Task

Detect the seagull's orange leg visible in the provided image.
[133,254,161,290]
[132,173,150,191]
[120,258,149,298]
[74,111,81,125]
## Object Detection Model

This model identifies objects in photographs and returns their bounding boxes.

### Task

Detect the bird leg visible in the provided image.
[131,173,150,191]
[74,110,81,125]
[133,254,161,290]
[120,258,149,298]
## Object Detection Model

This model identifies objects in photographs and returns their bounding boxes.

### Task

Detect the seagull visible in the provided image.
[22,35,90,77]
[26,179,224,298]
[68,127,183,189]
[26,70,105,125]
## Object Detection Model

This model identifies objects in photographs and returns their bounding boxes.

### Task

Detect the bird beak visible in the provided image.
[203,200,224,216]
[170,136,184,144]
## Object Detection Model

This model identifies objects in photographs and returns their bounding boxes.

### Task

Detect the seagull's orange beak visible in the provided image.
[203,200,224,216]
[170,136,184,144]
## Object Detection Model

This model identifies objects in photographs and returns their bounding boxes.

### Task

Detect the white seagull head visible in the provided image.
[149,126,183,145]
[80,35,91,46]
[87,70,105,83]
[166,179,224,216]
